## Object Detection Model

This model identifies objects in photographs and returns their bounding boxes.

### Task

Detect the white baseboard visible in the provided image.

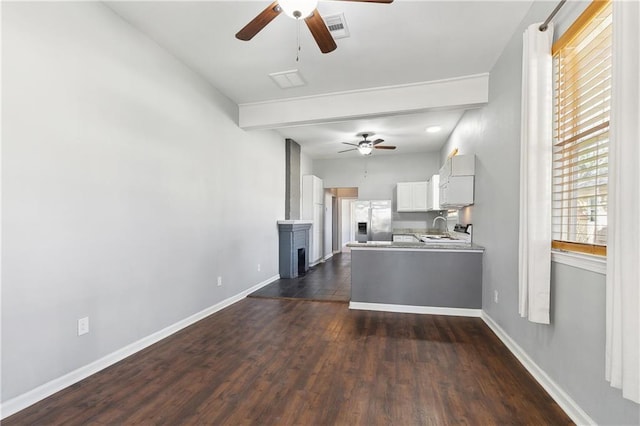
[349,302,482,317]
[0,274,280,420]
[322,252,334,261]
[480,312,595,426]
[2,286,595,426]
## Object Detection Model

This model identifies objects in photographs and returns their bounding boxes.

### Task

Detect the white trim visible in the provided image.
[0,274,280,419]
[349,302,481,317]
[322,252,334,261]
[481,312,596,426]
[551,250,606,275]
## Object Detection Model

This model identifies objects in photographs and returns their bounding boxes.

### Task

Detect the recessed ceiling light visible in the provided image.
[426,126,442,133]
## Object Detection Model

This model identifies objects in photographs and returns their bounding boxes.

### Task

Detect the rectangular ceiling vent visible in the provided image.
[323,13,349,39]
[269,69,306,89]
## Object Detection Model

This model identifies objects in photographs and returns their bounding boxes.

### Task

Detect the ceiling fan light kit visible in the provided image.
[235,0,393,54]
[278,0,318,19]
[358,143,373,156]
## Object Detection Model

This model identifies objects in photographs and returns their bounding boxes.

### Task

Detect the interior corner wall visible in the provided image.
[1,2,284,403]
[439,1,639,424]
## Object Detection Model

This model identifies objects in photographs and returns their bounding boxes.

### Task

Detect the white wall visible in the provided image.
[439,1,639,424]
[1,2,284,403]
[340,198,354,247]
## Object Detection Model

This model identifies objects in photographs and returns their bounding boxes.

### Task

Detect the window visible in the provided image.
[551,0,612,256]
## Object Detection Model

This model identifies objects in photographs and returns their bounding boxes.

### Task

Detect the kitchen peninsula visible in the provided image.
[348,241,484,314]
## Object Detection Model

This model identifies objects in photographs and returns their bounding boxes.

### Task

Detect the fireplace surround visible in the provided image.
[277,220,312,279]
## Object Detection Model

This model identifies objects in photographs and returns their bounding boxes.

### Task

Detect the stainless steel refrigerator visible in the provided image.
[354,200,392,242]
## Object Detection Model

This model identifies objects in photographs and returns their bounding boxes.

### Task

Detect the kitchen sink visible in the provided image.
[419,235,467,244]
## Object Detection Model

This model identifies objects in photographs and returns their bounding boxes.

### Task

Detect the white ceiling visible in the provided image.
[279,108,467,159]
[106,0,535,159]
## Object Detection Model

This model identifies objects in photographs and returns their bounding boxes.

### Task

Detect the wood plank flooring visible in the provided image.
[248,252,350,302]
[5,297,572,425]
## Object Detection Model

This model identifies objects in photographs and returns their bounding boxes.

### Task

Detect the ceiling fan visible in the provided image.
[339,133,396,155]
[236,0,394,54]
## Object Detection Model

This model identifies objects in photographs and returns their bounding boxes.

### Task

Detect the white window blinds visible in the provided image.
[552,0,612,256]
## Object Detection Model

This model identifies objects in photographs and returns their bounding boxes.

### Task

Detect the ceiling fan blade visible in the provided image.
[326,0,394,3]
[341,142,360,147]
[372,138,385,145]
[338,148,358,153]
[305,10,337,54]
[235,1,282,41]
[375,145,396,150]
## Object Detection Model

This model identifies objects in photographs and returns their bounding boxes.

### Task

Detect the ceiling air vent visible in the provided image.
[269,69,306,89]
[323,13,349,39]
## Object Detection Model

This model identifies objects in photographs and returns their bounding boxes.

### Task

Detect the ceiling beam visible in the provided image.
[238,73,489,130]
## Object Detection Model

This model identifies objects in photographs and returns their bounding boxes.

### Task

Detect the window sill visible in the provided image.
[551,250,606,275]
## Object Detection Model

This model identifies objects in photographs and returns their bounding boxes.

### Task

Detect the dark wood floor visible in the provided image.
[5,297,572,425]
[249,252,350,302]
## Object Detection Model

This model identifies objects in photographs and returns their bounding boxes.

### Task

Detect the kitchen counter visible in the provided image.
[347,241,484,251]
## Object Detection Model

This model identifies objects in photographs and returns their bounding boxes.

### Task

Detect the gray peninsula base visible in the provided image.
[350,248,483,309]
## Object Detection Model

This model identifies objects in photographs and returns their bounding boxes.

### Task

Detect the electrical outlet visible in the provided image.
[494,290,499,304]
[217,276,222,287]
[78,317,89,336]
[257,264,261,272]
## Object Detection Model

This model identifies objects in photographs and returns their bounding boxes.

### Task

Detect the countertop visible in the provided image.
[347,241,484,252]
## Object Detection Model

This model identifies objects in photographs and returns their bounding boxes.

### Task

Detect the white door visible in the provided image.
[340,198,354,248]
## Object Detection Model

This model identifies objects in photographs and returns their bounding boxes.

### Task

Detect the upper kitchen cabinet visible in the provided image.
[439,154,475,208]
[439,154,475,180]
[426,174,441,211]
[397,181,428,212]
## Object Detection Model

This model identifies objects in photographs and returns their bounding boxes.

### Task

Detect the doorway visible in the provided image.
[325,187,358,255]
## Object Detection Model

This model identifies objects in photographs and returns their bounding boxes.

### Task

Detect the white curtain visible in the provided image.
[518,23,554,324]
[606,0,640,404]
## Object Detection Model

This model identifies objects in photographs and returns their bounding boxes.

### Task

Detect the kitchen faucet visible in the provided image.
[432,216,447,233]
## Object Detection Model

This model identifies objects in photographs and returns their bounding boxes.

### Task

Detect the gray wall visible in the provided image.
[312,152,444,229]
[2,2,284,402]
[440,1,640,424]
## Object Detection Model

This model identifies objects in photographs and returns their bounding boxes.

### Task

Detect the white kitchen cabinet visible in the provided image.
[397,183,413,211]
[439,154,475,180]
[426,174,441,211]
[302,175,324,265]
[396,181,428,212]
[440,176,474,208]
[439,155,475,208]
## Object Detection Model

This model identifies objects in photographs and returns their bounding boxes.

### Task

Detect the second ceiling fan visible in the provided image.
[236,0,394,54]
[339,133,396,155]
